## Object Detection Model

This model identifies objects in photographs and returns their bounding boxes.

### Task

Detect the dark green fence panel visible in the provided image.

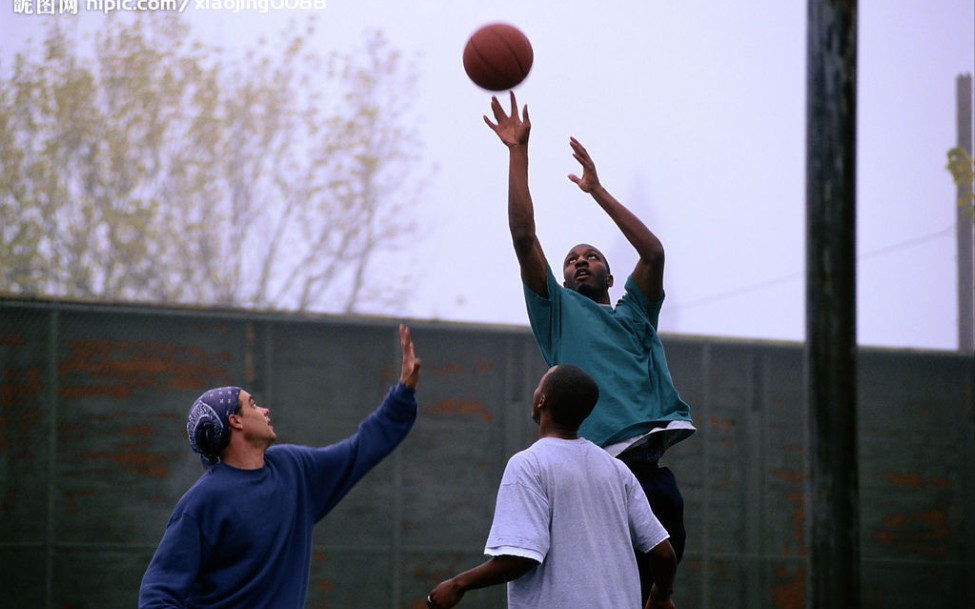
[1,299,972,609]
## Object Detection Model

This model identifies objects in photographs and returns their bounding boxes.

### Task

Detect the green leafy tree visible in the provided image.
[0,15,426,312]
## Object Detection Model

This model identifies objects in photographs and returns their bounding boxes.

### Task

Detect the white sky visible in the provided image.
[2,0,973,351]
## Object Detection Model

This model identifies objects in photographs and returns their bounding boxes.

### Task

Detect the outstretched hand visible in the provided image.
[399,324,421,390]
[484,91,530,148]
[567,136,601,193]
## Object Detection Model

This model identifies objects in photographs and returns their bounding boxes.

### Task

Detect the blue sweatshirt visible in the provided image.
[139,383,418,609]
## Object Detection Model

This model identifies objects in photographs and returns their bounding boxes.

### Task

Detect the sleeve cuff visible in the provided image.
[485,545,545,564]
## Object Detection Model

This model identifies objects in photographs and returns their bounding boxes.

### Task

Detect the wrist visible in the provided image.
[449,574,471,595]
[650,583,672,601]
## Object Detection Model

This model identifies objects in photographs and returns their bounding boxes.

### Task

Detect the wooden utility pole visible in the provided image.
[805,1,860,607]
[956,73,974,353]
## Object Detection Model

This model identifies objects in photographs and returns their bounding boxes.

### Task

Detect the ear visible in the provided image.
[227,413,244,431]
[607,274,614,288]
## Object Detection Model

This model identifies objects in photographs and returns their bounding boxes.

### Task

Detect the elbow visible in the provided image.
[642,243,664,268]
[650,241,665,263]
[648,540,677,583]
[652,539,676,565]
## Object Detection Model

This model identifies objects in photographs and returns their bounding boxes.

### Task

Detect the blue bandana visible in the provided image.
[186,386,242,469]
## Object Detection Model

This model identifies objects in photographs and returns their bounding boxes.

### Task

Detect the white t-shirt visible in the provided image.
[485,437,669,609]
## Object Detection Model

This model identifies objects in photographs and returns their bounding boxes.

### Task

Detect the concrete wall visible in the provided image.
[1,298,972,609]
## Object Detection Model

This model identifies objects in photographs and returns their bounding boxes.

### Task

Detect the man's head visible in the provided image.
[562,243,613,304]
[531,364,599,430]
[187,387,275,468]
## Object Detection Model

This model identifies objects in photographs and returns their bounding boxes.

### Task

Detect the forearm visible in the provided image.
[644,542,677,609]
[431,554,537,608]
[589,184,663,263]
[507,145,536,247]
[456,555,537,591]
[357,384,417,457]
[506,145,548,295]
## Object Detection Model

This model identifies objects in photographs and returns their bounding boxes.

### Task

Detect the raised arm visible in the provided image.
[568,137,665,301]
[484,92,548,297]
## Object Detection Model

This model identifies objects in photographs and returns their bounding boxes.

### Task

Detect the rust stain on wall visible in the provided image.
[771,565,806,609]
[84,438,171,478]
[0,331,27,347]
[772,469,805,485]
[874,508,951,557]
[785,491,807,554]
[884,472,953,489]
[427,398,492,423]
[474,359,495,374]
[0,366,43,456]
[59,339,231,398]
[313,580,333,593]
[64,488,96,512]
[430,362,467,376]
[772,469,808,556]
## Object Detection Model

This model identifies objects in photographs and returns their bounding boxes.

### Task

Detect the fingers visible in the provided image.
[400,324,422,389]
[569,137,590,160]
[508,90,517,114]
[490,95,507,121]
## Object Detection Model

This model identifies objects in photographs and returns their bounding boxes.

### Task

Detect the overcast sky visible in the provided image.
[2,0,973,351]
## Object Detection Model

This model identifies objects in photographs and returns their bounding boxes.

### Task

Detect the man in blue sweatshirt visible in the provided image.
[139,324,422,609]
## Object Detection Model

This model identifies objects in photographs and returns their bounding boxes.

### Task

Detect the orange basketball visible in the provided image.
[463,23,534,91]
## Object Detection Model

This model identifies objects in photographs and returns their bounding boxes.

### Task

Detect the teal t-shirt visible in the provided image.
[524,266,692,447]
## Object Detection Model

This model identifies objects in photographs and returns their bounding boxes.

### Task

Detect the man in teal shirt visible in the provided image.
[484,92,694,604]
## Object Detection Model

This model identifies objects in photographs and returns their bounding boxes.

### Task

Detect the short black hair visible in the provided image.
[541,365,599,428]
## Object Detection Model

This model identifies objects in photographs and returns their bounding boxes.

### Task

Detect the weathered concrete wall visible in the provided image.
[1,299,972,609]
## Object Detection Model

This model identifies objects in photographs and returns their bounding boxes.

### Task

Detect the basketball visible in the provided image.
[463,23,534,91]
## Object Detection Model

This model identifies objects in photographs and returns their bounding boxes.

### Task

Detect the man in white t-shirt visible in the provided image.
[426,365,677,609]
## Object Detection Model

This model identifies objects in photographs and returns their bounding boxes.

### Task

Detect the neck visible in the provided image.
[538,422,579,441]
[576,286,611,305]
[220,446,267,470]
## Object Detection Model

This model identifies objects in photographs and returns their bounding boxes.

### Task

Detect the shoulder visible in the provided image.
[525,264,562,302]
[617,274,664,325]
[179,469,227,501]
[503,443,548,479]
[170,470,235,521]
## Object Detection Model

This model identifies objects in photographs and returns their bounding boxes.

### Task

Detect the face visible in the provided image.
[231,390,276,447]
[562,244,613,302]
